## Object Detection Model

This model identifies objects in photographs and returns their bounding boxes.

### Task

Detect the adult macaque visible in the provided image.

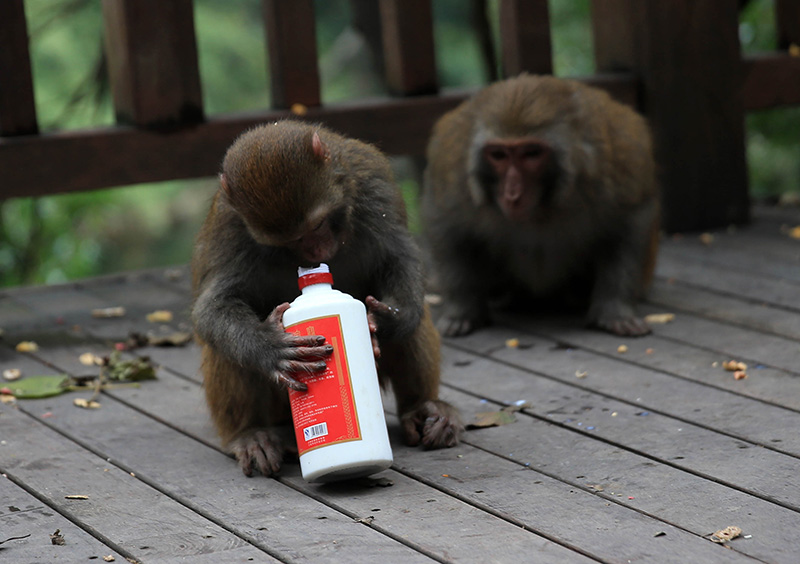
[422,75,660,337]
[192,121,461,477]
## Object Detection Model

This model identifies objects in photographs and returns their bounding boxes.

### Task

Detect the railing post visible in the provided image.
[379,0,438,96]
[262,0,321,109]
[776,0,800,50]
[0,0,38,136]
[102,0,203,127]
[498,0,552,77]
[592,0,749,232]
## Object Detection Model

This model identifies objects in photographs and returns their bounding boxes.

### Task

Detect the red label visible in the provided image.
[285,315,361,455]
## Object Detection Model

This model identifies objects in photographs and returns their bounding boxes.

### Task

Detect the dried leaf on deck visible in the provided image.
[467,410,517,429]
[3,368,22,381]
[65,495,89,500]
[4,375,71,399]
[79,353,103,366]
[143,331,192,347]
[91,307,126,318]
[644,313,675,324]
[104,351,157,382]
[103,556,116,562]
[708,526,742,543]
[50,529,65,545]
[15,341,39,352]
[146,310,173,323]
[353,515,375,524]
[73,398,101,409]
[722,360,747,372]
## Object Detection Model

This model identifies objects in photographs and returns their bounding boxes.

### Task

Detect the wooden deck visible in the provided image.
[2,205,800,563]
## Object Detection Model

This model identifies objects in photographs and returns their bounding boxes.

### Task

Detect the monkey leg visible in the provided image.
[380,307,464,449]
[201,344,292,476]
[587,201,660,337]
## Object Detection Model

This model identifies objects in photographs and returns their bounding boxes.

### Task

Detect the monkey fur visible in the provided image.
[422,74,660,337]
[192,120,462,477]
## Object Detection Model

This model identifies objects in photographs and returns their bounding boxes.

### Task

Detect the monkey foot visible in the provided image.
[436,314,488,338]
[229,427,285,477]
[594,315,651,337]
[401,400,464,450]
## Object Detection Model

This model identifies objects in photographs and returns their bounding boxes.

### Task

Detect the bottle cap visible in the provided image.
[298,263,333,289]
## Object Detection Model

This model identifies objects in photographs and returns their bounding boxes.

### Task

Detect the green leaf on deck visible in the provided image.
[5,375,70,398]
[467,410,517,429]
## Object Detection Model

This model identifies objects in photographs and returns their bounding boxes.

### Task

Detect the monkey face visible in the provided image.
[479,137,555,222]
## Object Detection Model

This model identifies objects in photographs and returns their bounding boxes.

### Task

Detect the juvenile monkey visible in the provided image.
[422,74,660,337]
[192,121,462,477]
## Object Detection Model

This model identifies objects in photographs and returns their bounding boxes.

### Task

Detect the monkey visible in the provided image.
[191,120,462,477]
[421,74,660,338]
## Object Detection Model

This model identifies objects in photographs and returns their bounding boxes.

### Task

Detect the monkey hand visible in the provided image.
[401,400,464,450]
[229,427,285,477]
[588,302,651,337]
[264,303,334,391]
[365,295,401,359]
[435,304,489,338]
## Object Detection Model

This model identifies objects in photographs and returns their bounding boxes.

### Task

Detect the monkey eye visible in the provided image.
[523,147,543,159]
[486,149,508,162]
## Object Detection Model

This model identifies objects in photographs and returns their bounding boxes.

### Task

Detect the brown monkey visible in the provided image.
[422,74,660,337]
[192,120,462,477]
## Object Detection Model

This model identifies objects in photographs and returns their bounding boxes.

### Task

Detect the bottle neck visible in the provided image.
[300,282,333,295]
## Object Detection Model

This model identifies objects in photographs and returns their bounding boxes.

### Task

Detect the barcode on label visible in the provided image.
[303,422,328,440]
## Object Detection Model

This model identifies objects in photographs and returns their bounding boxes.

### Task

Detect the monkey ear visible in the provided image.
[220,174,230,194]
[311,131,331,162]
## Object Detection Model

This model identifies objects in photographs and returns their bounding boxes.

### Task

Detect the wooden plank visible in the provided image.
[776,0,800,49]
[593,1,749,232]
[440,334,800,511]
[0,475,126,562]
[262,0,321,108]
[0,403,272,563]
[430,382,800,564]
[55,345,742,564]
[450,323,800,456]
[742,54,800,110]
[0,73,636,200]
[498,0,553,76]
[8,361,436,563]
[379,0,438,96]
[648,279,800,343]
[655,252,800,313]
[0,0,38,136]
[20,340,593,563]
[496,304,800,411]
[101,0,203,126]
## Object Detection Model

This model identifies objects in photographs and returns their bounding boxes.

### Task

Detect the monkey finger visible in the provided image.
[284,334,327,348]
[400,414,422,447]
[284,344,333,361]
[274,370,309,392]
[370,333,381,359]
[421,415,461,449]
[366,295,398,317]
[264,303,292,329]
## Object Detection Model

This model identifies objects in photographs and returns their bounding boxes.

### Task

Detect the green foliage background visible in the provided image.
[1,0,797,288]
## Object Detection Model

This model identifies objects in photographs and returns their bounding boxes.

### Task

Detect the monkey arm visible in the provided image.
[192,276,331,390]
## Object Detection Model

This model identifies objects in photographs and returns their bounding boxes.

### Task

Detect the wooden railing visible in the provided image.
[1,0,799,231]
